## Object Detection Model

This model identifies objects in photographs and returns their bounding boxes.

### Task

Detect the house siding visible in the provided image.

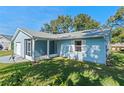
[57,38,106,64]
[13,29,109,64]
[14,31,31,58]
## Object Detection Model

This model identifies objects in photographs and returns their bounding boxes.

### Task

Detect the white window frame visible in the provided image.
[74,40,82,52]
[81,40,86,52]
[74,39,86,52]
[25,39,32,56]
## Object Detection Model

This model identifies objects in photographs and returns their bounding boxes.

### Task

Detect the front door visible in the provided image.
[16,42,21,56]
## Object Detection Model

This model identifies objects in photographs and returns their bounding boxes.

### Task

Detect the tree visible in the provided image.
[110,27,124,43]
[107,7,124,29]
[112,27,123,37]
[40,14,100,33]
[57,16,73,33]
[106,7,124,43]
[41,15,73,33]
[50,15,73,33]
[73,14,100,31]
[50,20,58,34]
[111,37,121,43]
[40,24,52,33]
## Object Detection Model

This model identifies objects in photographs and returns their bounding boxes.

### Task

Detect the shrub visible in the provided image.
[66,72,81,85]
[83,69,99,80]
[65,72,92,86]
[52,75,63,85]
[107,52,124,66]
[100,76,119,86]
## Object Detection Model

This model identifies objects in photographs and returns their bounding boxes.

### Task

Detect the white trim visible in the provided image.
[32,39,35,60]
[47,40,50,58]
[35,54,58,60]
[25,39,33,61]
[25,55,33,61]
[74,39,82,52]
[12,28,33,42]
[49,54,58,57]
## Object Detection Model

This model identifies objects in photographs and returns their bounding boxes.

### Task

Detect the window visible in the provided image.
[75,40,82,52]
[25,39,32,56]
[50,41,57,54]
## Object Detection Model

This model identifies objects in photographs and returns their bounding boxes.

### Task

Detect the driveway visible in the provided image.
[0,55,29,63]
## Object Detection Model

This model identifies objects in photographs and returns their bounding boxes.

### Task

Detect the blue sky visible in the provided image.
[0,6,119,35]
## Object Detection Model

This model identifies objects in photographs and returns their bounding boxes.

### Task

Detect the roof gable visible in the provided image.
[11,28,33,41]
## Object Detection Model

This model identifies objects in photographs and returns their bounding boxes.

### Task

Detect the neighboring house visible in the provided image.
[0,34,12,50]
[12,28,111,64]
[111,43,124,51]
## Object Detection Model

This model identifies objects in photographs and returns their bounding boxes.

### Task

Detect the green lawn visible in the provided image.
[0,52,124,86]
[0,50,12,56]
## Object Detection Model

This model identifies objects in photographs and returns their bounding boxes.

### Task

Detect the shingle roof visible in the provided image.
[13,28,110,40]
[20,28,57,39]
[57,29,110,39]
[0,34,12,41]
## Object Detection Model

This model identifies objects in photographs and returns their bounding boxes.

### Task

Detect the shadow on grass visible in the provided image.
[0,57,124,86]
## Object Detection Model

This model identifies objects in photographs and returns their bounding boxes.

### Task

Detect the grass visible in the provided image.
[0,52,124,86]
[0,50,12,57]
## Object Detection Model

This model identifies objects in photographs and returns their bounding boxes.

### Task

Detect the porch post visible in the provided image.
[47,40,50,58]
[32,39,35,61]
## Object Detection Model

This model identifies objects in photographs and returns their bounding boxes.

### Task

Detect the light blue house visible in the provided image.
[12,28,111,64]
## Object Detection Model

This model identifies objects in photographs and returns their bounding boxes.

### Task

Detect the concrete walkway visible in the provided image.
[0,55,29,63]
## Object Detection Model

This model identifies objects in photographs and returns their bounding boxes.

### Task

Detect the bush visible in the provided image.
[100,76,119,86]
[52,75,63,85]
[65,72,92,86]
[111,37,121,43]
[107,52,124,66]
[83,69,99,80]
